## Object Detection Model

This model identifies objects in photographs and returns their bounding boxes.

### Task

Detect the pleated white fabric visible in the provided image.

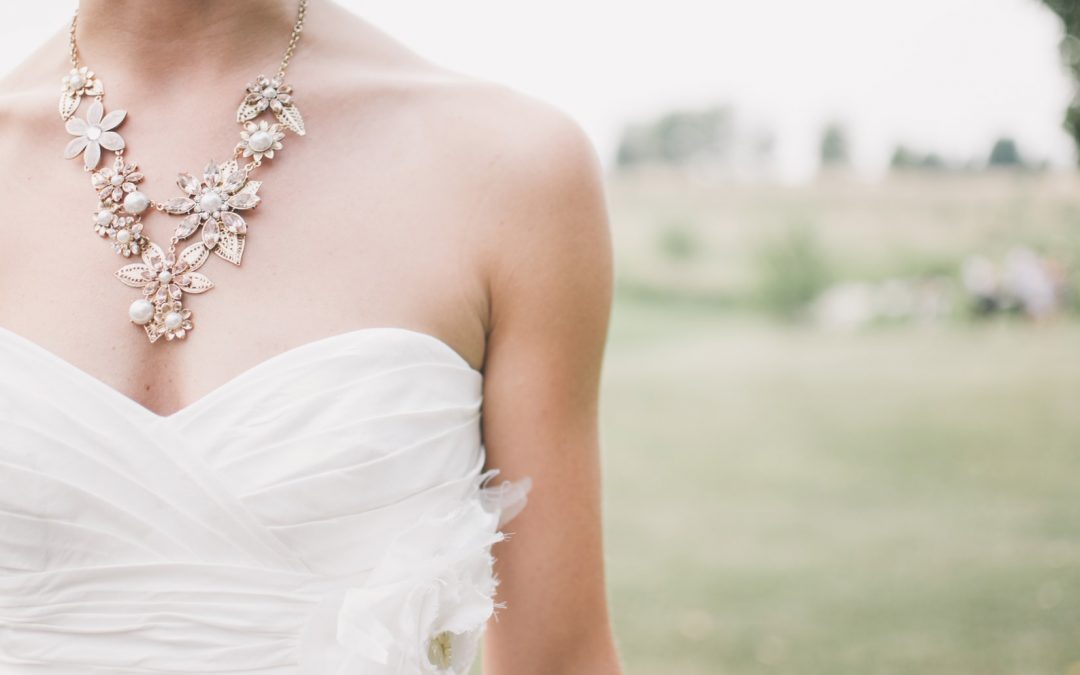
[0,326,529,674]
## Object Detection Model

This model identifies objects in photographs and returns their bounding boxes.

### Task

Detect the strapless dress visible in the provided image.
[0,326,529,674]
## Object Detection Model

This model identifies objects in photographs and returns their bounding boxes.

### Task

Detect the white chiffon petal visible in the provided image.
[100,109,126,130]
[82,141,101,170]
[64,118,87,136]
[63,136,88,159]
[86,99,103,125]
[98,131,125,151]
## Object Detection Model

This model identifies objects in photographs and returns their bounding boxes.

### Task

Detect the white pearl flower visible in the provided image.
[92,204,118,238]
[238,120,285,162]
[91,157,144,205]
[106,215,145,257]
[157,300,194,341]
[242,74,294,116]
[63,100,125,170]
[60,66,103,98]
[236,73,306,135]
[59,66,104,119]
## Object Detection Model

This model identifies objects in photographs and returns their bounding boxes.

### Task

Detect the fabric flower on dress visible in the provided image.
[59,66,103,119]
[236,74,305,135]
[334,473,530,675]
[237,120,285,162]
[162,159,261,265]
[91,157,144,205]
[336,502,499,673]
[63,100,125,170]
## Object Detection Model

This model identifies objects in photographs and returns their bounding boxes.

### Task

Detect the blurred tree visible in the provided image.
[615,125,652,167]
[755,223,831,320]
[920,153,946,170]
[1040,1,1080,159]
[657,220,699,262]
[890,144,920,169]
[615,106,735,168]
[891,145,949,171]
[753,130,777,162]
[819,122,851,168]
[988,137,1024,167]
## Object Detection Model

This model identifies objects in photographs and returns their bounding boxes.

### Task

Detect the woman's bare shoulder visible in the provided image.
[315,4,602,196]
[386,70,609,287]
[317,9,607,258]
[0,25,66,86]
[0,31,68,131]
[389,70,612,332]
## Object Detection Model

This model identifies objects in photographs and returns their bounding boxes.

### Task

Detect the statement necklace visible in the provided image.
[59,0,308,343]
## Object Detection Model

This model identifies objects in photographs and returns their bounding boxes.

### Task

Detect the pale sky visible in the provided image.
[2,0,1073,180]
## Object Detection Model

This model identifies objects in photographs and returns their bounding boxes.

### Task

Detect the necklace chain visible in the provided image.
[67,9,79,70]
[68,0,309,78]
[278,0,309,78]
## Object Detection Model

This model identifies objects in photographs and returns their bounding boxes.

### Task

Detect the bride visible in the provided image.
[0,1,621,673]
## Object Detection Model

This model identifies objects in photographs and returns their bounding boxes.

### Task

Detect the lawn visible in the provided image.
[602,299,1080,674]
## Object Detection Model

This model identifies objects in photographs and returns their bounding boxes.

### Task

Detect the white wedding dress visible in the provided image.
[0,326,529,674]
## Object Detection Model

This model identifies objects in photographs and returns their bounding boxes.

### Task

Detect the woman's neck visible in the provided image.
[72,0,302,82]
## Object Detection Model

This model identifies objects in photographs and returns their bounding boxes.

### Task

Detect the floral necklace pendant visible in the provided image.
[58,0,308,343]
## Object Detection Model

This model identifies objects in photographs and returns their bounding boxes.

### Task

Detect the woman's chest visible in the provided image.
[0,130,490,415]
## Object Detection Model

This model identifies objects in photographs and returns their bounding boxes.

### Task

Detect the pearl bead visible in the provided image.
[111,175,124,186]
[95,209,113,226]
[158,270,172,284]
[248,130,274,152]
[199,191,223,214]
[262,86,278,99]
[164,311,183,330]
[69,73,85,90]
[86,126,102,141]
[128,299,154,325]
[116,229,131,244]
[123,191,150,214]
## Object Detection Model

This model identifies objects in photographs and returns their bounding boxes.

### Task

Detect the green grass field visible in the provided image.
[598,173,1080,675]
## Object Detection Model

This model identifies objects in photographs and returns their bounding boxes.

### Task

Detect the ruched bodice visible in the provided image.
[0,326,528,674]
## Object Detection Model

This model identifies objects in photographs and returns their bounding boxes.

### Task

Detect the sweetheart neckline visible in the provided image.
[0,325,480,421]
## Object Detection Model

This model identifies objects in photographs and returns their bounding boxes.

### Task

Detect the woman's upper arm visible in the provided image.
[478,105,621,674]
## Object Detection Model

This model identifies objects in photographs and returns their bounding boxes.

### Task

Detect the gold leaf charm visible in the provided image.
[182,272,214,294]
[178,241,211,271]
[274,104,305,136]
[215,229,245,265]
[59,91,80,120]
[115,262,152,288]
[236,100,262,123]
